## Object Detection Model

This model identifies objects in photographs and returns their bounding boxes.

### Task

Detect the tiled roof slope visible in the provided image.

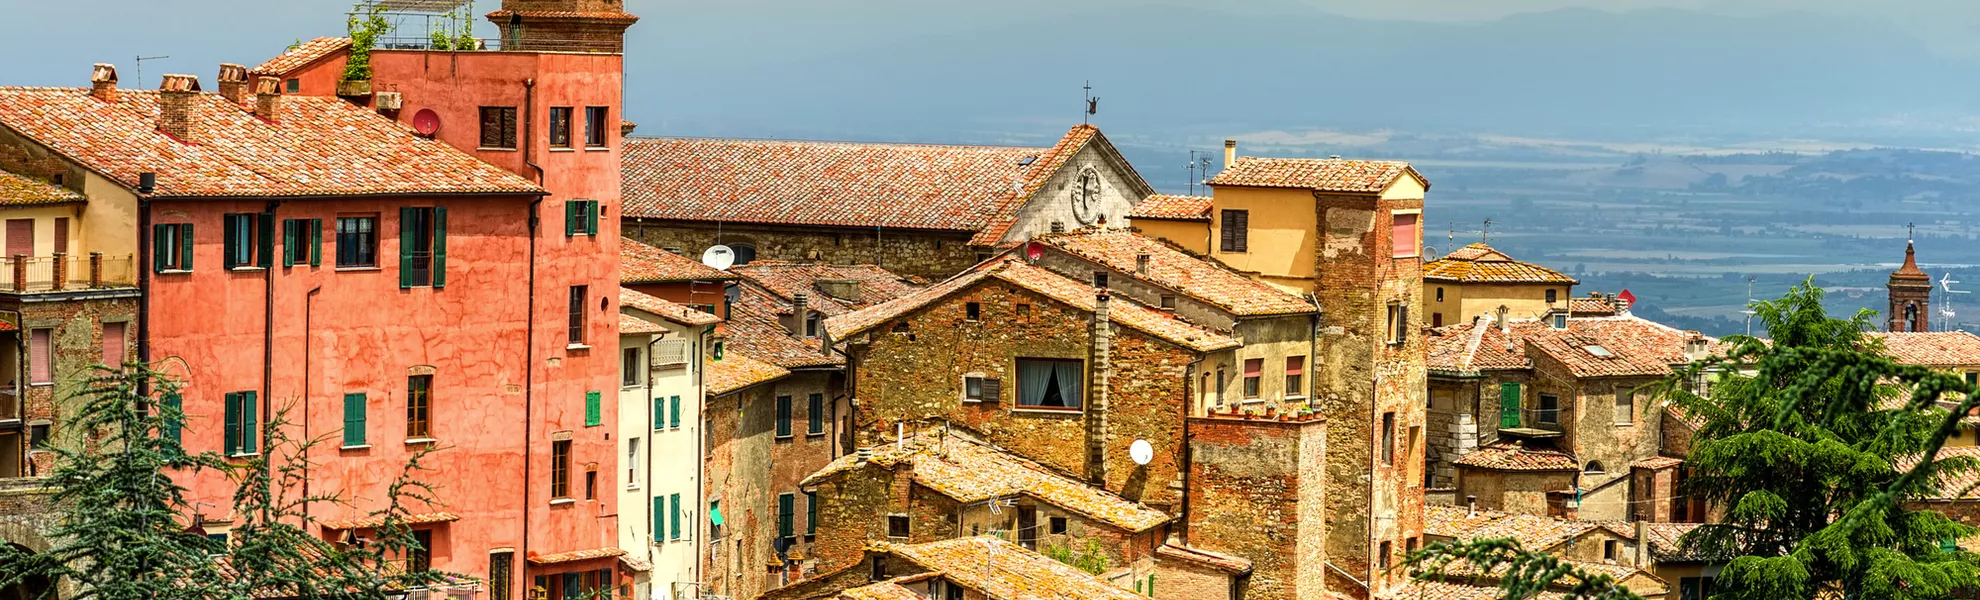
[837,582,924,600]
[1396,580,1564,600]
[1570,296,1619,317]
[1430,316,1719,378]
[1207,156,1424,193]
[622,239,737,284]
[966,125,1112,246]
[1424,243,1577,284]
[621,289,721,327]
[825,258,1239,352]
[252,37,351,75]
[1037,230,1314,317]
[725,285,843,369]
[730,261,923,318]
[1424,504,1602,551]
[620,313,665,335]
[802,430,1171,532]
[1126,194,1212,221]
[622,126,1097,240]
[884,537,1145,600]
[0,169,83,206]
[1452,442,1579,472]
[706,351,789,396]
[1868,331,1980,367]
[1427,319,1537,374]
[0,87,539,198]
[1897,446,1980,500]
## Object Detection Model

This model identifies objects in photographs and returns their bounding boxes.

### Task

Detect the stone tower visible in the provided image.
[487,0,639,53]
[1889,239,1932,332]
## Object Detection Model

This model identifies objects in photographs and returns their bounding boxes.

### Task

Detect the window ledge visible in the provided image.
[157,269,192,275]
[550,498,575,506]
[229,452,262,459]
[806,431,825,438]
[1614,422,1635,427]
[626,484,640,491]
[477,147,519,152]
[585,147,610,152]
[1285,395,1309,401]
[775,434,794,440]
[28,382,52,388]
[405,437,438,446]
[228,266,267,273]
[335,266,382,272]
[549,147,577,152]
[1011,407,1084,415]
[339,444,372,451]
[567,343,592,351]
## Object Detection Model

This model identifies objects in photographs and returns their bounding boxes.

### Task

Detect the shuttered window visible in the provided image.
[670,395,681,429]
[807,393,824,435]
[565,200,600,236]
[342,393,367,446]
[100,321,125,368]
[653,396,666,430]
[5,219,32,258]
[281,219,323,267]
[670,493,682,540]
[162,393,183,442]
[775,395,792,437]
[653,496,666,541]
[153,223,194,272]
[1392,213,1419,258]
[53,218,68,255]
[1499,383,1522,429]
[777,493,795,539]
[1285,355,1306,398]
[224,391,258,455]
[1242,358,1263,399]
[584,391,601,427]
[397,207,447,288]
[28,329,51,384]
[805,491,817,535]
[478,107,518,149]
[1219,209,1248,252]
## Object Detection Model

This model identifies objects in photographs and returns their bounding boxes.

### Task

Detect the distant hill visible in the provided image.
[625,4,1980,142]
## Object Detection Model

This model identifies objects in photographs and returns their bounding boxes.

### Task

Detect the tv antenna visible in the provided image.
[1481,218,1493,243]
[1082,80,1098,125]
[134,55,170,88]
[1742,275,1757,337]
[1942,272,1967,331]
[1185,151,1212,196]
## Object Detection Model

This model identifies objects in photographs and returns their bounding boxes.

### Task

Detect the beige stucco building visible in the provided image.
[1422,243,1577,329]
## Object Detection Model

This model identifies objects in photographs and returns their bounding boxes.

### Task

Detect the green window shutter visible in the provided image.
[586,201,599,235]
[223,392,240,454]
[584,391,601,427]
[806,491,816,535]
[808,393,823,434]
[661,497,677,542]
[163,393,183,442]
[670,493,681,540]
[398,207,416,288]
[670,395,681,429]
[778,493,794,538]
[309,219,322,267]
[1944,538,1959,553]
[152,224,169,272]
[776,396,792,437]
[342,393,367,446]
[223,214,240,269]
[282,219,297,267]
[257,213,275,268]
[242,391,258,454]
[431,207,447,288]
[653,397,666,430]
[180,224,194,271]
[565,201,579,236]
[1500,383,1522,429]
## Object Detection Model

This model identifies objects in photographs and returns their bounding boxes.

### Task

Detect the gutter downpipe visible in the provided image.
[303,285,321,522]
[695,325,712,592]
[520,76,543,584]
[645,335,661,556]
[136,174,153,399]
[263,199,282,525]
[1178,353,1206,545]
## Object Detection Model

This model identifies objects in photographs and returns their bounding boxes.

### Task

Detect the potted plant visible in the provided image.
[339,1,387,97]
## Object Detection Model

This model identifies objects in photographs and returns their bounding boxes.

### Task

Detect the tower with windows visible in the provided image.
[1889,239,1931,332]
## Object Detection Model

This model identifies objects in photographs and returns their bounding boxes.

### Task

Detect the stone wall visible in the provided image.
[1185,413,1327,600]
[5,293,138,477]
[703,369,842,599]
[1455,467,1575,515]
[626,220,980,281]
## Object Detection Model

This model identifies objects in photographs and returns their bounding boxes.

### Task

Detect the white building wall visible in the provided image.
[618,313,706,600]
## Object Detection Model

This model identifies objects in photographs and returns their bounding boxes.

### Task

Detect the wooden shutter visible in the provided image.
[776,395,792,437]
[777,493,794,538]
[257,213,275,268]
[1499,383,1522,429]
[152,224,169,272]
[670,395,681,429]
[5,219,32,258]
[101,322,125,368]
[653,496,666,540]
[669,493,682,540]
[586,201,600,235]
[431,207,447,288]
[343,393,367,446]
[224,392,241,454]
[566,201,580,236]
[309,219,322,267]
[28,329,50,384]
[808,393,823,434]
[163,393,183,442]
[584,391,601,427]
[223,214,241,269]
[282,219,298,267]
[1231,210,1248,251]
[242,391,258,454]
[180,224,194,270]
[653,397,666,430]
[981,378,1001,403]
[52,218,67,255]
[398,207,416,288]
[805,491,816,535]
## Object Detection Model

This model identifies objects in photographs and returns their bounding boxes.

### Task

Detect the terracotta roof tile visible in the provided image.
[1427,320,1533,374]
[0,169,83,206]
[1526,317,1718,378]
[1424,244,1577,285]
[725,285,843,369]
[1127,194,1212,221]
[1452,442,1579,472]
[527,547,627,565]
[1037,230,1313,317]
[730,261,923,318]
[251,37,351,75]
[0,87,539,198]
[1424,504,1599,551]
[1867,331,1980,368]
[620,313,666,335]
[1641,522,1706,561]
[1208,156,1424,193]
[622,126,1096,243]
[883,537,1145,600]
[837,582,924,600]
[621,289,722,327]
[966,125,1104,247]
[825,258,1239,352]
[622,239,737,284]
[804,430,1171,532]
[1898,446,1980,500]
[1570,296,1620,317]
[317,511,460,531]
[1395,580,1564,600]
[484,9,639,21]
[1155,544,1252,574]
[1632,456,1684,470]
[706,350,790,396]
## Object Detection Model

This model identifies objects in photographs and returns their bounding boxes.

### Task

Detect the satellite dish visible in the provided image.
[1024,241,1045,263]
[411,109,441,137]
[1129,439,1153,466]
[702,245,736,271]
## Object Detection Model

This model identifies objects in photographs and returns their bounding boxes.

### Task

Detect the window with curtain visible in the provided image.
[1016,358,1083,410]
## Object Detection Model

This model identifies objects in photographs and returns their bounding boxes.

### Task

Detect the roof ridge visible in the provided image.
[626,135,1054,152]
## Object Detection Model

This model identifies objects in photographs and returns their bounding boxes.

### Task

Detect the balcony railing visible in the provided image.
[0,253,136,292]
[1501,407,1566,437]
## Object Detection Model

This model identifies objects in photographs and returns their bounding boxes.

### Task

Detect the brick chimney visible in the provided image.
[156,74,202,142]
[90,64,118,103]
[216,64,249,106]
[1086,290,1112,484]
[252,76,282,122]
[791,292,810,337]
[1135,251,1150,276]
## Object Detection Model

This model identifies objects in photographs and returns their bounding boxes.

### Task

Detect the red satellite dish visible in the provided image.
[1024,241,1044,262]
[411,109,441,137]
[1617,289,1637,305]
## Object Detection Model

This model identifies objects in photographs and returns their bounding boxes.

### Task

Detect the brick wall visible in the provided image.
[627,220,980,281]
[1152,554,1236,600]
[1186,413,1327,600]
[6,294,138,476]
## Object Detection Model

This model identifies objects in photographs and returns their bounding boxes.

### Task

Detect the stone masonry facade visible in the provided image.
[626,221,978,282]
[1186,413,1328,600]
[6,292,138,477]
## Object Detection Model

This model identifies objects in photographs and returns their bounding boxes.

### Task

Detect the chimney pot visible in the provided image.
[791,292,811,337]
[252,76,282,122]
[1135,251,1150,276]
[216,64,249,106]
[1467,495,1477,517]
[90,63,119,103]
[155,74,202,142]
[1223,139,1236,170]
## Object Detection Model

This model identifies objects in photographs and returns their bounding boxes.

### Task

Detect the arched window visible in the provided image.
[1583,461,1605,475]
[1906,302,1921,332]
[730,243,757,266]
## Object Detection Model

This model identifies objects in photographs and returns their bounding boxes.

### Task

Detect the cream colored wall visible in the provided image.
[80,171,139,257]
[1191,318,1318,416]
[1128,219,1210,255]
[1207,186,1318,288]
[617,314,704,597]
[1424,282,1572,325]
[0,205,83,257]
[1381,176,1426,201]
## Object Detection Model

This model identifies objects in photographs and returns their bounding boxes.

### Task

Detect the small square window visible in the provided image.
[1160,295,1176,310]
[965,302,981,321]
[1015,304,1032,323]
[887,515,910,539]
[284,78,299,93]
[1092,272,1109,288]
[1048,516,1068,535]
[964,377,984,401]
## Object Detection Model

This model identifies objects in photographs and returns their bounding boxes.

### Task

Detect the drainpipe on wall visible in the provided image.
[303,285,321,523]
[521,195,543,584]
[1177,354,1206,544]
[695,324,712,592]
[646,335,661,557]
[135,173,154,399]
[1087,290,1112,485]
[262,199,282,523]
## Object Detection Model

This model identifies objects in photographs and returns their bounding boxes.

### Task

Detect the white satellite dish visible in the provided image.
[1129,439,1153,466]
[701,245,736,271]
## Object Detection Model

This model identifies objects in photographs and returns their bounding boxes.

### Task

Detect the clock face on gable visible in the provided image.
[1070,167,1102,225]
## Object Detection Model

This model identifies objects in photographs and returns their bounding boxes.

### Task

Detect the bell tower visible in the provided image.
[487,0,639,53]
[1889,236,1932,332]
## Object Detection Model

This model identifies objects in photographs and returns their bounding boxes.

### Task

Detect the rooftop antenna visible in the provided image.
[1185,151,1213,196]
[1942,272,1967,331]
[134,55,170,89]
[1083,80,1098,125]
[1481,218,1493,244]
[1742,275,1757,337]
